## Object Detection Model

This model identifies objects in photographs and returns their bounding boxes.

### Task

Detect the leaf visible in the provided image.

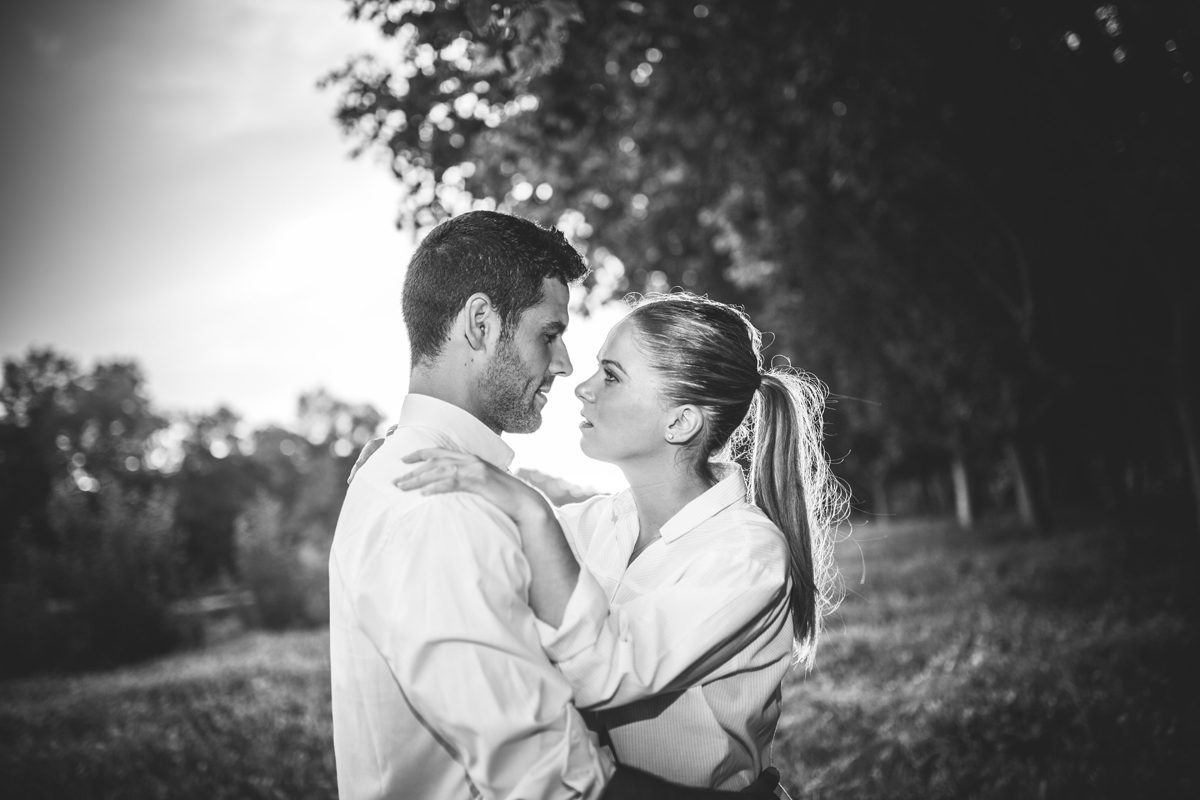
[465,0,497,36]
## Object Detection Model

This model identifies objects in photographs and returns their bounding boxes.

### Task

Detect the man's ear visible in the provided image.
[665,405,705,446]
[461,293,501,352]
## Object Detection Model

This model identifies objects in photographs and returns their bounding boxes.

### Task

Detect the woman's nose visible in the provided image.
[575,376,595,403]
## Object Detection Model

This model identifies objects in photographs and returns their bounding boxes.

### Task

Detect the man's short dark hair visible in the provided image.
[402,211,588,365]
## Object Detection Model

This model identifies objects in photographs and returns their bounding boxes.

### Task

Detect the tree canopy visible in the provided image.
[324,0,1199,529]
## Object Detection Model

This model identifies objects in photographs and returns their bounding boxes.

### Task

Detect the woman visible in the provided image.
[395,292,847,791]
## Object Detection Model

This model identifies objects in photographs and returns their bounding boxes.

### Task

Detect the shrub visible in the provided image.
[0,479,187,674]
[235,494,328,630]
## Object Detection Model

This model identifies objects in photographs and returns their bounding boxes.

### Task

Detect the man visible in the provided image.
[330,211,778,799]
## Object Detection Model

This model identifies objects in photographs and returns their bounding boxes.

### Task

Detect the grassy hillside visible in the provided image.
[781,517,1197,798]
[2,516,1195,798]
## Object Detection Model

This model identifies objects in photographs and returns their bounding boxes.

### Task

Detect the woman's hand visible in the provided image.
[396,447,551,527]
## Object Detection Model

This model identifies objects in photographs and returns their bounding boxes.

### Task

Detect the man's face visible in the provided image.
[478,278,573,434]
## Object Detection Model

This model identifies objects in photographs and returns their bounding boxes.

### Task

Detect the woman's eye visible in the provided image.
[603,369,617,383]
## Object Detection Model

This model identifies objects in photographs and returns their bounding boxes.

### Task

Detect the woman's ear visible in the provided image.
[665,405,704,445]
[461,293,500,352]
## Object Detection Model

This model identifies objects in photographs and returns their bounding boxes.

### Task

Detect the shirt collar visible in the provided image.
[611,462,747,543]
[398,393,515,470]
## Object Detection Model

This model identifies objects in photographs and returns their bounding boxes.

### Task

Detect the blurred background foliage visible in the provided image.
[0,347,603,675]
[0,349,385,674]
[2,0,1198,676]
[0,0,1194,674]
[324,0,1199,535]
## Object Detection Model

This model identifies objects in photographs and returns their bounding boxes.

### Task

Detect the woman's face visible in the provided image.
[575,319,671,465]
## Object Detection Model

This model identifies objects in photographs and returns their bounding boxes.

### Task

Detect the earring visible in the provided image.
[666,432,675,440]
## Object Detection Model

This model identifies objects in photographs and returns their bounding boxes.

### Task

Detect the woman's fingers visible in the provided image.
[395,460,462,491]
[393,449,497,500]
[416,479,459,496]
[402,447,463,464]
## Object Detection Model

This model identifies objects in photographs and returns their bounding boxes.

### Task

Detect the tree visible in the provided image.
[174,406,257,580]
[0,349,168,566]
[326,0,1200,531]
[0,349,188,673]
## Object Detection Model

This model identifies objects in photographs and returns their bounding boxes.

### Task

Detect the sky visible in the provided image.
[0,0,626,491]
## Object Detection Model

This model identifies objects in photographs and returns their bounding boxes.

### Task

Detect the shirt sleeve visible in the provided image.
[533,565,610,661]
[353,493,611,800]
[541,546,791,711]
[531,498,612,661]
[551,497,603,561]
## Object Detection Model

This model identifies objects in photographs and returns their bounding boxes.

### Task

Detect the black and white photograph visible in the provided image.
[1,1,1197,798]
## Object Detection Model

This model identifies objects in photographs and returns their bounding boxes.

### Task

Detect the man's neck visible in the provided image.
[409,363,498,434]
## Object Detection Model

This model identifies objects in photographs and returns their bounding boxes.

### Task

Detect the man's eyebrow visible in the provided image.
[543,320,567,334]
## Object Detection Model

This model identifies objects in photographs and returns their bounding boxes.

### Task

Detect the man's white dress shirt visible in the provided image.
[329,394,612,800]
[537,465,795,791]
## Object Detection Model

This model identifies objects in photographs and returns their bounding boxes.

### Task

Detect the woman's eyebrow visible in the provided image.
[599,357,627,375]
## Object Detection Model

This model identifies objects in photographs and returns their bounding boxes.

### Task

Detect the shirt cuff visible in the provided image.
[534,567,608,662]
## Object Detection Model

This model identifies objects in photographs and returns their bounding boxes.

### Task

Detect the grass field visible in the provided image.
[1,515,1196,799]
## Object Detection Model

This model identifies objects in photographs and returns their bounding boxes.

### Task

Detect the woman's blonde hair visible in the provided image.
[626,292,849,666]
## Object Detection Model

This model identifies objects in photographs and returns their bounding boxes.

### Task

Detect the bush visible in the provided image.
[0,479,187,675]
[235,494,328,630]
[0,571,79,676]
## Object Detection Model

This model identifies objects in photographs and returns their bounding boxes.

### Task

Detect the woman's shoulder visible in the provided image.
[699,500,791,566]
[554,490,626,548]
[556,490,621,527]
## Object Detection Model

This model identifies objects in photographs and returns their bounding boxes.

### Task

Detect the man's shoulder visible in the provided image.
[348,425,452,496]
[344,431,519,536]
[334,465,525,593]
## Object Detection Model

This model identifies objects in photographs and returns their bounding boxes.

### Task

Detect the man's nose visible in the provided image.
[551,339,572,377]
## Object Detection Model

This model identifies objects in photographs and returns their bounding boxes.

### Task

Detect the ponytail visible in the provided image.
[749,370,847,668]
[624,291,848,667]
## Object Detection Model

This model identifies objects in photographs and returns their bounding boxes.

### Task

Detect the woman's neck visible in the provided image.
[619,457,712,557]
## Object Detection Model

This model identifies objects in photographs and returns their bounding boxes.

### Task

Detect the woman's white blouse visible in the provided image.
[535,465,795,791]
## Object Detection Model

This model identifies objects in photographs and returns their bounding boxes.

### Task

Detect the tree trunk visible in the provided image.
[951,453,974,529]
[1034,444,1053,514]
[1005,440,1050,533]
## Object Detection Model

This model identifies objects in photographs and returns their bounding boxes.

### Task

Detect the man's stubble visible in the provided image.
[477,336,544,434]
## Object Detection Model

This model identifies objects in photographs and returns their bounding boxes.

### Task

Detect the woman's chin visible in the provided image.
[578,438,609,463]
